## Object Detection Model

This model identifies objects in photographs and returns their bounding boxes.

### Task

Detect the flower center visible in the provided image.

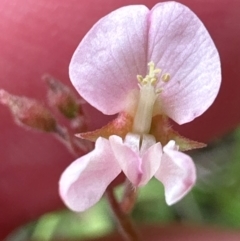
[132,61,170,135]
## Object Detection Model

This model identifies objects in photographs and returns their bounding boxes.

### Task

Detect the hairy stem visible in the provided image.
[106,187,142,241]
[120,179,138,214]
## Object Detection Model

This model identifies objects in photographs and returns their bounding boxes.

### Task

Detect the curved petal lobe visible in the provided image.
[70,5,149,115]
[140,141,162,186]
[155,140,196,205]
[110,134,162,186]
[109,135,142,186]
[148,2,221,124]
[59,137,121,212]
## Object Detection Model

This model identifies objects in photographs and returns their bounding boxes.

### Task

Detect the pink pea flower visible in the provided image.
[59,2,221,212]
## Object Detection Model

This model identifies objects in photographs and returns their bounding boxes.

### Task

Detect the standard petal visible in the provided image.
[155,141,196,205]
[69,5,149,115]
[59,137,121,212]
[148,2,221,124]
[109,135,142,186]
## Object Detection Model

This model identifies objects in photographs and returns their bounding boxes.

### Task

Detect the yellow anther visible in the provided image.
[150,78,157,85]
[137,61,162,87]
[162,73,171,82]
[137,75,143,83]
[142,79,148,85]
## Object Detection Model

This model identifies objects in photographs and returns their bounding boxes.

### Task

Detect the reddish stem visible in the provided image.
[106,187,142,241]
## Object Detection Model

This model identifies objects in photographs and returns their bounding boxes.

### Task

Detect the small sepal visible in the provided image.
[76,112,133,142]
[150,115,206,151]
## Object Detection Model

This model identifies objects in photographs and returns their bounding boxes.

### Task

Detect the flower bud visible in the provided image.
[43,74,83,119]
[0,89,56,132]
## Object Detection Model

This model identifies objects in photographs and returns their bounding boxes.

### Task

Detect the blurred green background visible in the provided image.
[6,127,240,241]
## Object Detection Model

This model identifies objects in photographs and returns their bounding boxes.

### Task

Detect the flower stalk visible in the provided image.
[120,180,138,214]
[106,187,142,241]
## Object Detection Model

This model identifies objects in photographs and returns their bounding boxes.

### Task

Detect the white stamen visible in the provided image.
[132,62,170,134]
